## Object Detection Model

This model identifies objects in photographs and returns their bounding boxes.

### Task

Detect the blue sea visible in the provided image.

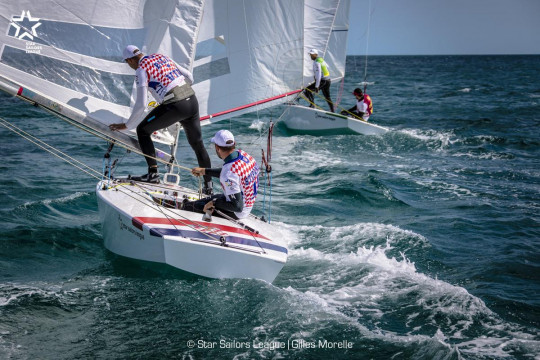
[1,55,539,359]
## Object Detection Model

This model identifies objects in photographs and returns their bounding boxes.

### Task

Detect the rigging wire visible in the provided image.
[1,116,265,249]
[106,181,267,252]
[32,99,193,174]
[364,0,373,93]
[241,0,261,124]
[0,117,103,180]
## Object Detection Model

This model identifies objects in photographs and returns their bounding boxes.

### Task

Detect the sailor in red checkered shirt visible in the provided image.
[184,130,260,220]
[109,45,212,192]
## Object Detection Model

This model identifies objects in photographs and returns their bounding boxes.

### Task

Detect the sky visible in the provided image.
[347,0,540,55]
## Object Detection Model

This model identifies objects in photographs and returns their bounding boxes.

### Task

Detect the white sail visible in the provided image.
[0,0,350,140]
[302,0,340,83]
[325,0,351,81]
[0,0,204,151]
[194,0,305,123]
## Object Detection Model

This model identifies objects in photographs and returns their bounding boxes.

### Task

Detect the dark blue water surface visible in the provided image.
[1,55,539,359]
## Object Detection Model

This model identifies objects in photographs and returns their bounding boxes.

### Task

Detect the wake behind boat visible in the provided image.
[97,178,287,282]
[283,104,389,136]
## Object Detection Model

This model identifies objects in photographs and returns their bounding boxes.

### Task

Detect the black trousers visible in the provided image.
[304,79,334,112]
[182,194,239,220]
[136,95,212,183]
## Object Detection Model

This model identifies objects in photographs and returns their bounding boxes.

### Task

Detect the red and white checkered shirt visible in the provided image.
[220,150,260,218]
[135,53,186,103]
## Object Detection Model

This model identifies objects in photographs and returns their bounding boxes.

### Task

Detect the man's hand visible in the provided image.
[109,123,127,131]
[315,87,320,93]
[203,200,215,212]
[191,167,205,177]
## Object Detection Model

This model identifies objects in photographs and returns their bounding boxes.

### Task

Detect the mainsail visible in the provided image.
[0,0,350,155]
[324,0,351,82]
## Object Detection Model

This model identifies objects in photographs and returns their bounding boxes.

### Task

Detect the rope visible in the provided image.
[268,171,272,223]
[213,209,267,254]
[262,169,268,216]
[321,0,340,57]
[241,0,261,123]
[302,86,368,121]
[0,116,261,246]
[127,182,227,244]
[336,77,344,107]
[0,117,102,180]
[364,0,373,93]
[34,102,193,173]
[105,181,265,251]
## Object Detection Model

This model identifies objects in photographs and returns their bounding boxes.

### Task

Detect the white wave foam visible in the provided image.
[22,191,89,207]
[459,88,471,93]
[409,177,476,199]
[279,148,344,170]
[279,282,461,356]
[452,151,512,160]
[283,222,428,253]
[357,81,375,86]
[290,243,417,276]
[264,221,302,248]
[278,222,540,358]
[399,129,456,151]
[248,119,265,132]
[0,282,82,307]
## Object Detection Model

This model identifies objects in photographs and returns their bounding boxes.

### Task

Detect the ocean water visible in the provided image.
[0,55,539,359]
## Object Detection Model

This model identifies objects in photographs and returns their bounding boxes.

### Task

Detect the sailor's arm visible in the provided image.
[124,86,148,130]
[314,62,322,89]
[109,68,148,131]
[192,167,221,178]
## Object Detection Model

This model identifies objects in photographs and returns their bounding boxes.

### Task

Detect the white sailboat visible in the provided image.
[283,104,389,135]
[96,180,287,282]
[0,0,368,281]
[281,0,389,135]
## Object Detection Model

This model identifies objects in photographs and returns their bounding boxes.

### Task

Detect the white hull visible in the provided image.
[283,104,389,135]
[96,180,287,283]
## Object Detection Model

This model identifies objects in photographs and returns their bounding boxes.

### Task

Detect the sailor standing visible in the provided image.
[110,45,212,193]
[303,48,334,112]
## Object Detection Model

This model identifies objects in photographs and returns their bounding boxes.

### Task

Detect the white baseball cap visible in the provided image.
[211,130,235,147]
[123,45,142,60]
[308,48,318,55]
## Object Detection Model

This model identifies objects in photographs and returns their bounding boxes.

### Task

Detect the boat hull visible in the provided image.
[283,104,389,135]
[96,180,287,282]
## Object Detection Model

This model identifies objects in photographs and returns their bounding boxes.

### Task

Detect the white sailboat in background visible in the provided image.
[282,0,389,135]
[0,0,381,281]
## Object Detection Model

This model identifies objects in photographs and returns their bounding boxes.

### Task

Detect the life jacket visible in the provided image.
[315,57,330,78]
[364,94,373,116]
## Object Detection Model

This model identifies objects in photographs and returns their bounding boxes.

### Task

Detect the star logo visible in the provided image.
[10,11,42,41]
